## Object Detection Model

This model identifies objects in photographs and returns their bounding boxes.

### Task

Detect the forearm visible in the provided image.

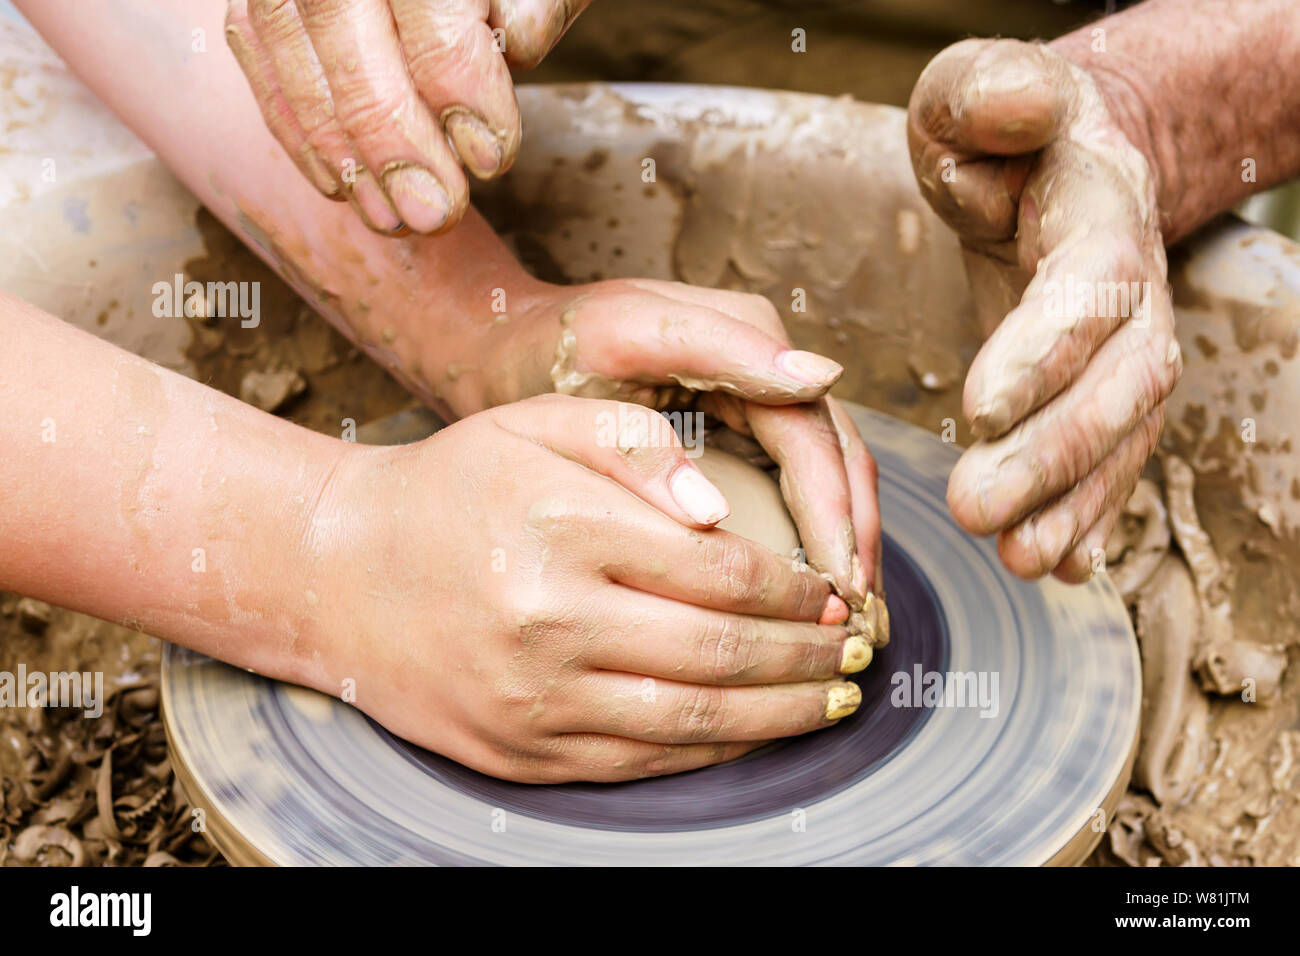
[0,290,342,689]
[1053,0,1300,243]
[15,0,546,420]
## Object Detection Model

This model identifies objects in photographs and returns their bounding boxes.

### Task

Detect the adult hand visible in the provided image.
[907,39,1181,582]
[314,395,867,783]
[483,278,885,615]
[224,0,592,234]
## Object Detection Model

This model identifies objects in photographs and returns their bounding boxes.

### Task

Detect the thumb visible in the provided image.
[560,292,843,404]
[490,0,596,70]
[909,38,1069,157]
[908,39,1070,241]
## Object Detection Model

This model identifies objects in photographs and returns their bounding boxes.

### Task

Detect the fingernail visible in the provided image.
[382,164,451,233]
[444,109,504,178]
[300,146,341,197]
[977,66,1038,99]
[820,594,850,626]
[971,397,1012,438]
[824,682,862,720]
[1035,509,1079,568]
[349,168,404,233]
[670,464,730,525]
[980,461,1039,530]
[776,349,843,387]
[839,636,873,674]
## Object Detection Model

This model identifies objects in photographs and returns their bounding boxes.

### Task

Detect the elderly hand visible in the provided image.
[224,0,591,234]
[907,38,1181,582]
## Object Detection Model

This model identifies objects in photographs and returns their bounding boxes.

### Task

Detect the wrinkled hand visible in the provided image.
[908,38,1181,582]
[489,278,883,610]
[317,395,866,783]
[225,0,591,234]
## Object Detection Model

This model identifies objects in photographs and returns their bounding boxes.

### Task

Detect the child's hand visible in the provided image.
[306,394,865,783]
[224,0,592,234]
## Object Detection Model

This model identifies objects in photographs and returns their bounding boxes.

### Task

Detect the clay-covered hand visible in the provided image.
[224,0,592,234]
[487,278,882,610]
[310,394,866,783]
[907,39,1181,582]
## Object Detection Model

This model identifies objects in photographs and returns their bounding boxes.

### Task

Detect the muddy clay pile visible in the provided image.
[1094,459,1298,866]
[0,597,214,866]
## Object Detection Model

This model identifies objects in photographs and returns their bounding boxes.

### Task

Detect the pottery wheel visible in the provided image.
[162,402,1139,865]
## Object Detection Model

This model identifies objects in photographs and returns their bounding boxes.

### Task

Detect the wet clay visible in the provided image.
[1097,457,1299,866]
[693,446,800,558]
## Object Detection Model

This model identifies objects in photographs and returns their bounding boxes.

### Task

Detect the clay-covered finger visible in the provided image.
[826,397,883,596]
[602,522,832,623]
[296,0,469,233]
[746,401,865,608]
[536,735,764,783]
[909,39,1067,156]
[948,309,1181,536]
[226,1,341,199]
[389,0,522,179]
[1051,496,1127,584]
[488,0,595,70]
[584,586,872,684]
[965,239,1153,440]
[496,395,834,621]
[493,394,732,529]
[996,406,1164,579]
[560,288,842,403]
[571,671,861,744]
[907,38,1067,237]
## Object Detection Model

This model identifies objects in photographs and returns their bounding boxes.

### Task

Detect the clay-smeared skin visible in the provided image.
[911,0,1300,585]
[1132,557,1208,807]
[527,278,880,607]
[313,396,869,782]
[0,282,866,782]
[26,0,882,617]
[224,1,592,234]
[908,39,1179,584]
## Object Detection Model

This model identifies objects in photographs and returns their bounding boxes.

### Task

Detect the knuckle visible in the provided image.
[706,537,763,606]
[248,0,298,38]
[633,745,678,779]
[499,743,562,783]
[673,685,726,742]
[405,25,477,85]
[696,616,756,683]
[335,91,406,142]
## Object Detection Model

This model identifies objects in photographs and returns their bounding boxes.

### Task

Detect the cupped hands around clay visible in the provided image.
[479,276,882,611]
[909,38,1179,582]
[300,394,879,783]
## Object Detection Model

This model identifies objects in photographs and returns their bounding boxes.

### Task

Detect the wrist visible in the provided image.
[1049,37,1178,241]
[440,277,567,415]
[161,424,356,694]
